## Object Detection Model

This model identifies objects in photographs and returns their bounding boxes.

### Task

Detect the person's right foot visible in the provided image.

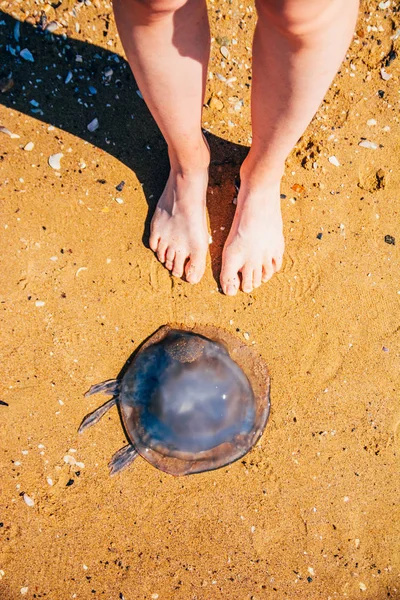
[149,155,210,284]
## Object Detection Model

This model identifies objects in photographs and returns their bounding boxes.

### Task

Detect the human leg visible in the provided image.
[113,0,210,282]
[220,0,359,295]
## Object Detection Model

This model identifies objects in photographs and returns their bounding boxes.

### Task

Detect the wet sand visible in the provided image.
[1,0,399,598]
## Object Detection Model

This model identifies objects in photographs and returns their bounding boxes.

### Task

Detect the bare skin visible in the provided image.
[113,0,359,294]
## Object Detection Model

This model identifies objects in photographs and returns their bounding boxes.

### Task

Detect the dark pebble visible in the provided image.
[116,181,125,192]
[384,235,395,245]
[280,193,287,199]
[66,479,74,487]
[0,400,9,406]
[385,50,397,67]
[307,577,313,583]
[378,90,385,98]
[316,233,323,240]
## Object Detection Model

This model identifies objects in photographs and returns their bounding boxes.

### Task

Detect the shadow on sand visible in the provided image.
[0,12,249,282]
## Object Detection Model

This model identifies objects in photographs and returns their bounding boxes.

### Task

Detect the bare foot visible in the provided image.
[220,177,284,295]
[149,153,210,284]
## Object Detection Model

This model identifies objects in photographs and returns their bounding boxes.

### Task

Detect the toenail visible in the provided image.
[226,284,237,296]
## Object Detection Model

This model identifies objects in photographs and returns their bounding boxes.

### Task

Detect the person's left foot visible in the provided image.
[220,178,284,295]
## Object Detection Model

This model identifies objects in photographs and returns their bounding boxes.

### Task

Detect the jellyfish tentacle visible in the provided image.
[78,397,117,433]
[84,379,120,397]
[108,445,138,475]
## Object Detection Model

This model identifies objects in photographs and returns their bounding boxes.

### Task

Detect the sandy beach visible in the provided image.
[1,0,399,598]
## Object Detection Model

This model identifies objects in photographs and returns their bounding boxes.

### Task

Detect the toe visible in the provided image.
[241,265,254,294]
[220,255,241,296]
[165,247,175,271]
[172,251,186,278]
[253,267,262,289]
[185,249,206,284]
[156,243,168,264]
[262,263,274,283]
[149,232,160,252]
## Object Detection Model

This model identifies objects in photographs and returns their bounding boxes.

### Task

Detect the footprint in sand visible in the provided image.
[260,251,320,315]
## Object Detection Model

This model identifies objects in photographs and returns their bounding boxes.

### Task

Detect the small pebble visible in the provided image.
[316,233,323,240]
[384,235,395,245]
[209,96,224,111]
[23,494,34,507]
[151,595,159,600]
[65,71,73,84]
[87,118,99,132]
[23,142,34,152]
[47,478,53,486]
[64,455,77,465]
[48,153,63,170]
[367,119,377,126]
[116,181,125,192]
[359,583,367,591]
[115,198,124,204]
[20,587,29,595]
[35,300,45,307]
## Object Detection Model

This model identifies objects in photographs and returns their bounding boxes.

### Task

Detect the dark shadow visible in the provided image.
[0,12,249,283]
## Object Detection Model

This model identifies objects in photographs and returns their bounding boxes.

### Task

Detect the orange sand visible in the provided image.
[1,1,399,598]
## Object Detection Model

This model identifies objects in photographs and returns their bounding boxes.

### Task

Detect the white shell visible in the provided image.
[359,140,378,149]
[48,152,64,169]
[23,494,34,507]
[20,48,34,62]
[220,46,229,59]
[0,126,20,139]
[380,68,392,81]
[328,156,340,167]
[24,142,34,151]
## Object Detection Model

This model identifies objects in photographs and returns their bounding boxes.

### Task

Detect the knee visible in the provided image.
[255,0,343,38]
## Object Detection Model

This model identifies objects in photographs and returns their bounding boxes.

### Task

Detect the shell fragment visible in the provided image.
[48,153,64,170]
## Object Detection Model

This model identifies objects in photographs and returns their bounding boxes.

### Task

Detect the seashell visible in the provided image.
[328,156,340,167]
[20,48,34,62]
[48,153,63,170]
[359,140,378,149]
[220,46,229,59]
[45,21,59,33]
[0,126,20,139]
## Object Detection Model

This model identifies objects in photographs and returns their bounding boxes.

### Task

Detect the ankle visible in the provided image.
[239,159,283,191]
[168,136,210,174]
